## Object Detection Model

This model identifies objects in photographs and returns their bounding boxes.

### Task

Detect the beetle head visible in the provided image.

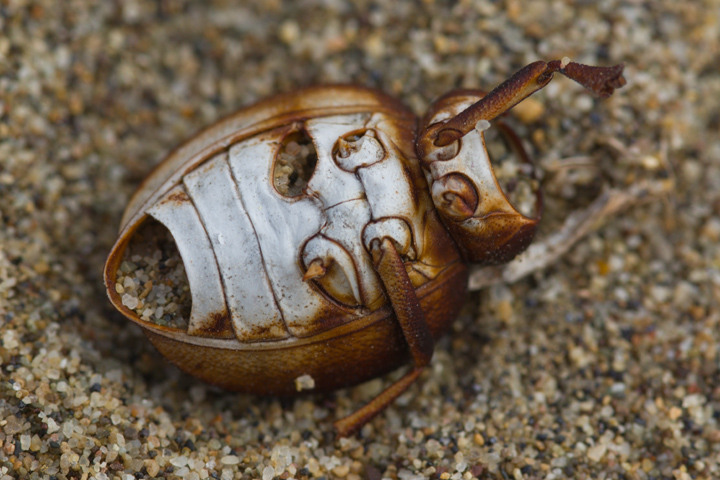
[417,59,626,265]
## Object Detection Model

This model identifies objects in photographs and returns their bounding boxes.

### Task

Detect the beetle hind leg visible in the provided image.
[334,367,424,437]
[334,237,434,437]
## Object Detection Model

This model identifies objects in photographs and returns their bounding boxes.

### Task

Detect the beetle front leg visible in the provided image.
[333,237,434,437]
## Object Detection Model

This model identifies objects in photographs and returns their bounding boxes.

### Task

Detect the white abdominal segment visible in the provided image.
[146,186,229,336]
[145,114,433,342]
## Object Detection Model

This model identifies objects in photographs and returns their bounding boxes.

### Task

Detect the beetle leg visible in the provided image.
[417,60,626,155]
[302,259,327,281]
[334,237,434,437]
[334,368,424,438]
[371,237,435,367]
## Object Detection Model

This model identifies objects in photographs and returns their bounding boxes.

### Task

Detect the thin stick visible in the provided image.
[467,179,671,291]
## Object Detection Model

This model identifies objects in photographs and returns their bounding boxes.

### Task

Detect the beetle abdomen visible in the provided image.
[105,88,463,345]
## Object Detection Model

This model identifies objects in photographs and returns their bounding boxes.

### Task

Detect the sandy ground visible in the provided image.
[1,1,719,479]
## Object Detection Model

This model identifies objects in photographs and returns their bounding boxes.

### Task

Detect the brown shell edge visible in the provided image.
[142,261,468,396]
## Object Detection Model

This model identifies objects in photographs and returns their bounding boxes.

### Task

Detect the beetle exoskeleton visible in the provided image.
[105,59,626,436]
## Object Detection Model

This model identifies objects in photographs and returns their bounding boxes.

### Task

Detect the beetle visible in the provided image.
[104,58,626,436]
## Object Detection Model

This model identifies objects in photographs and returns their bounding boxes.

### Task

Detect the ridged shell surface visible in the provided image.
[105,86,461,344]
